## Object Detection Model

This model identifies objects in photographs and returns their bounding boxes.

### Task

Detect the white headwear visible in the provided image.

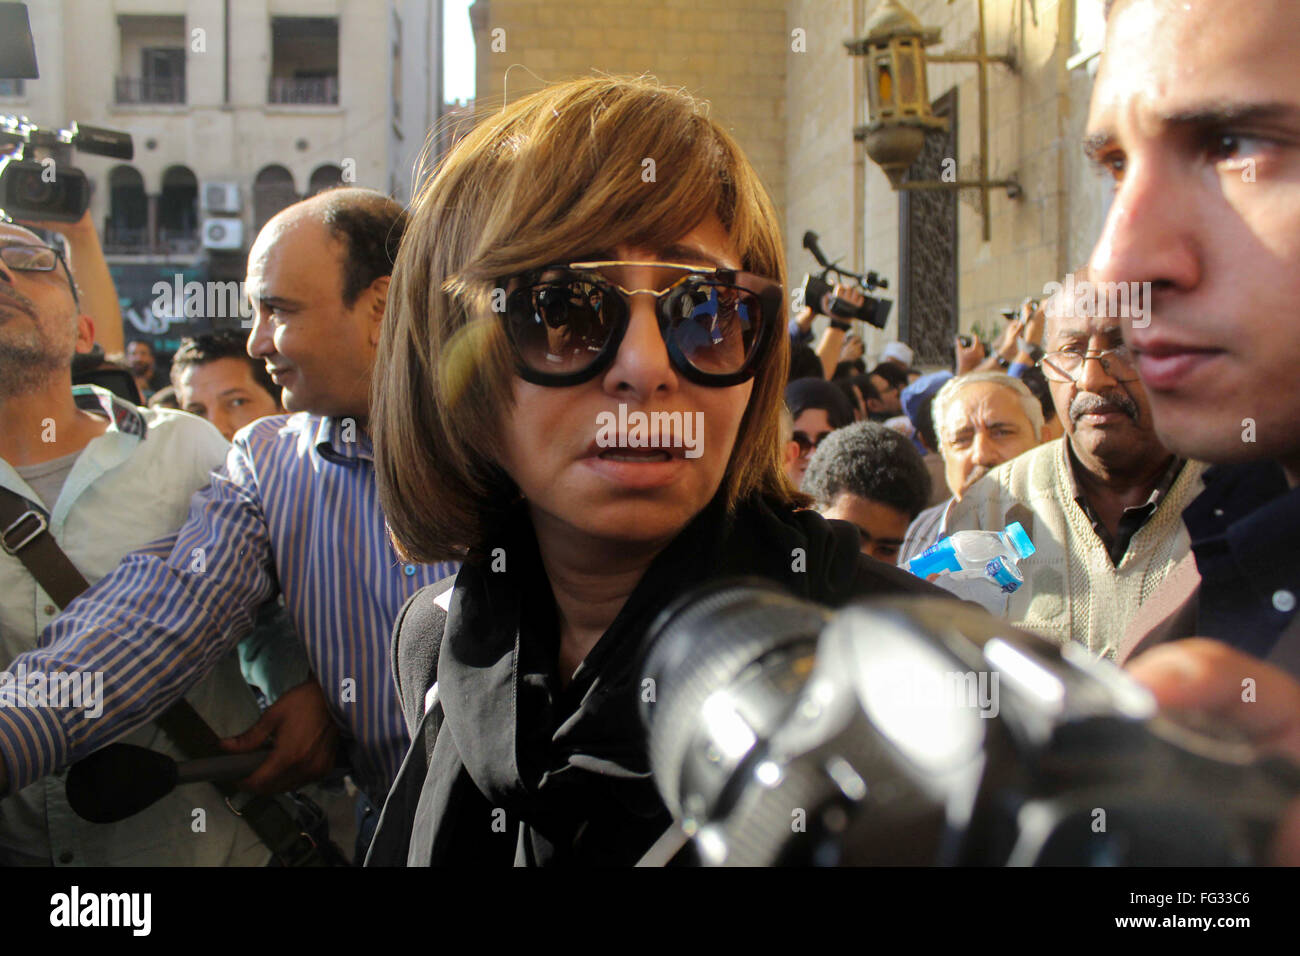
[881,341,914,366]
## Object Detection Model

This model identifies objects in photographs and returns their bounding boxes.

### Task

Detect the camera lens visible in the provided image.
[15,168,55,207]
[640,579,830,821]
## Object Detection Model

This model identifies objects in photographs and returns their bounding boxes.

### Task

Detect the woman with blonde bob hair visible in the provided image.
[367,75,936,866]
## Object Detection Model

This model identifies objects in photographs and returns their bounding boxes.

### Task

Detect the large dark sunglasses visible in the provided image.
[0,242,80,308]
[792,430,829,455]
[499,260,781,387]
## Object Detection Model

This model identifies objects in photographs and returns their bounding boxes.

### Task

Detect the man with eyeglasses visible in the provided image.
[932,273,1207,658]
[0,221,276,864]
[783,377,855,488]
[0,191,458,864]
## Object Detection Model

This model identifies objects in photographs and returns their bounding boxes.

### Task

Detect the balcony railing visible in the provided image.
[103,226,200,256]
[268,75,338,106]
[115,76,186,105]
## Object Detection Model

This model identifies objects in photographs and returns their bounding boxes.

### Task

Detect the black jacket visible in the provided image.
[366,492,945,866]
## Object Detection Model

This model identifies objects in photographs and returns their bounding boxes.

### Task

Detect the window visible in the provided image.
[159,166,199,250]
[269,17,339,105]
[253,165,298,232]
[1069,0,1107,71]
[116,15,186,104]
[105,166,148,252]
[309,165,344,196]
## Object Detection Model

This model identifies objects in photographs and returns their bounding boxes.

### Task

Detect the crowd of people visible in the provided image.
[1,0,1298,867]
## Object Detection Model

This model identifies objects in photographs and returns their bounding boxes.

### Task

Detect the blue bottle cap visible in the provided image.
[1003,522,1035,559]
[907,539,962,578]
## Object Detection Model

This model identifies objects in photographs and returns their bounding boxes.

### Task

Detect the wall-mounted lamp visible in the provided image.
[847,0,1022,241]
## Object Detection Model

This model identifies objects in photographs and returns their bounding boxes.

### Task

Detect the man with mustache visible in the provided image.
[0,221,273,864]
[936,275,1207,657]
[0,190,458,863]
[898,371,1043,567]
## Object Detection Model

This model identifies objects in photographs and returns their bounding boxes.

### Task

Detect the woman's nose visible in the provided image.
[601,289,677,399]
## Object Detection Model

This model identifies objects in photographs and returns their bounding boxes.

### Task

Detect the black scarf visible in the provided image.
[411,491,868,865]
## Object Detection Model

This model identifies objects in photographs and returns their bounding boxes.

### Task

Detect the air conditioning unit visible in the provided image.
[202,217,244,250]
[203,182,241,214]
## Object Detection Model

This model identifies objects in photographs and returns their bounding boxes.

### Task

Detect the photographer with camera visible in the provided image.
[6,209,124,357]
[0,220,277,864]
[364,75,945,866]
[789,282,869,381]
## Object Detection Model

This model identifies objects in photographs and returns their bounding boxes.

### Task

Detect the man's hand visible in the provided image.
[822,282,865,317]
[219,678,339,794]
[1021,299,1045,348]
[1127,639,1300,864]
[955,335,985,374]
[993,318,1024,362]
[840,334,865,362]
[14,207,99,242]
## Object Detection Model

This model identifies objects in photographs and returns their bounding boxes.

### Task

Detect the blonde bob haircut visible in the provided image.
[374,75,799,563]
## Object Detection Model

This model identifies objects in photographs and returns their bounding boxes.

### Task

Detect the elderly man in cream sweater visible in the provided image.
[937,274,1206,659]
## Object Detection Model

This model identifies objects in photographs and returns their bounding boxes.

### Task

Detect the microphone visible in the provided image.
[66,743,270,824]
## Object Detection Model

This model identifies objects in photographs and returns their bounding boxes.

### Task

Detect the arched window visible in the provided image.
[308,164,344,196]
[106,165,147,251]
[253,165,298,232]
[159,165,199,246]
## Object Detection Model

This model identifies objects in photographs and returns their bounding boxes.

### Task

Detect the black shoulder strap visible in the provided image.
[0,486,327,865]
[0,487,91,607]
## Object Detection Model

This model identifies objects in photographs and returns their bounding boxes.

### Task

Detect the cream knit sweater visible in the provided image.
[942,439,1207,659]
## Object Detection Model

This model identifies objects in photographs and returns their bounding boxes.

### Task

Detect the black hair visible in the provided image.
[784,377,855,430]
[787,344,824,383]
[833,378,860,417]
[913,390,939,452]
[170,330,277,401]
[869,361,909,392]
[847,372,881,405]
[832,358,866,380]
[1019,364,1057,427]
[125,338,155,355]
[802,421,931,520]
[316,188,410,308]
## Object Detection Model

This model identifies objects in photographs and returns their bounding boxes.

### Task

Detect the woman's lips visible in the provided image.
[581,448,687,490]
[1135,347,1222,391]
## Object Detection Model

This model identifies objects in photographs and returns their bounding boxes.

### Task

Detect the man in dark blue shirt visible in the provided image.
[1086,0,1300,676]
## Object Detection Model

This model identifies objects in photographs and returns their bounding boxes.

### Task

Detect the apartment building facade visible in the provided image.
[4,0,442,353]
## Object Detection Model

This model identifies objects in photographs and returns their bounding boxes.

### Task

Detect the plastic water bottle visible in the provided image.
[908,522,1036,594]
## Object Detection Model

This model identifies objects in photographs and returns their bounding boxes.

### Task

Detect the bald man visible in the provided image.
[0,190,458,863]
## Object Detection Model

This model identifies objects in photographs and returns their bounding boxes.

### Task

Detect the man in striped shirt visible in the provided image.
[0,189,457,853]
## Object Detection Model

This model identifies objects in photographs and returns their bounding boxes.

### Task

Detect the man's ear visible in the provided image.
[867,397,885,415]
[366,275,390,346]
[75,313,96,354]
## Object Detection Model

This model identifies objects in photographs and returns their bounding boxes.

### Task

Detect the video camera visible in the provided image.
[799,230,892,329]
[0,117,133,222]
[641,580,1300,865]
[0,3,133,222]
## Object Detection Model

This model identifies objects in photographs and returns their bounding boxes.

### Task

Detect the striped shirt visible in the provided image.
[0,413,457,802]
